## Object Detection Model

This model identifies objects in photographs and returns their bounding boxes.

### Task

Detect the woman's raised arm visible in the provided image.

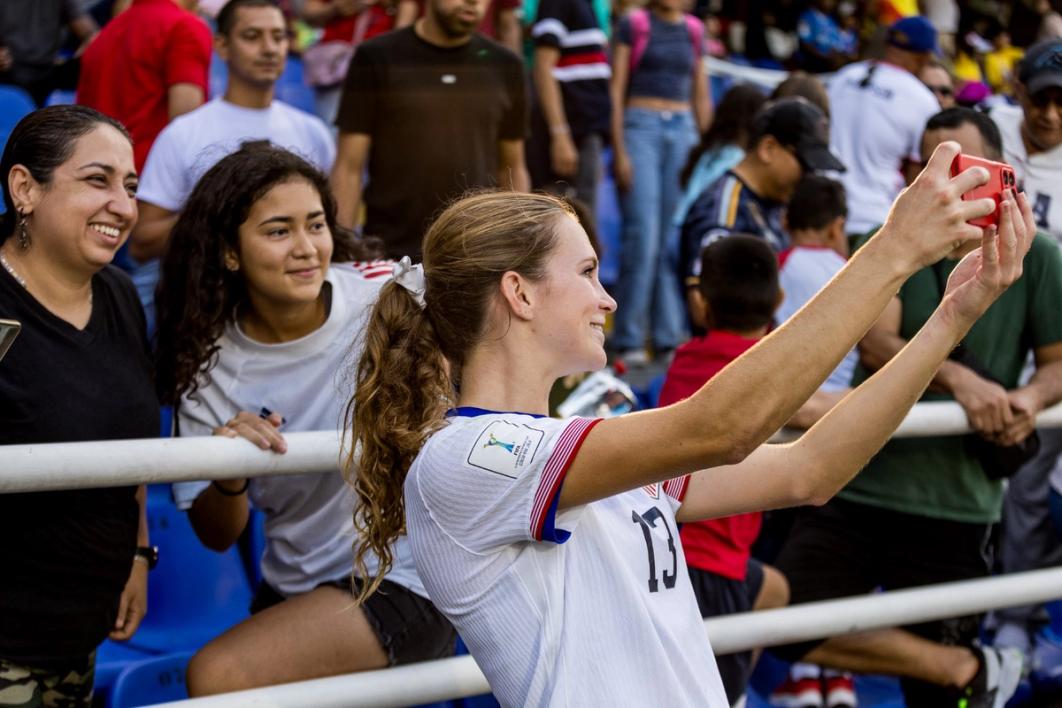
[559,141,999,510]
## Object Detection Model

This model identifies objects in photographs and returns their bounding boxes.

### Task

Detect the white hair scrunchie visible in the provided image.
[392,255,426,308]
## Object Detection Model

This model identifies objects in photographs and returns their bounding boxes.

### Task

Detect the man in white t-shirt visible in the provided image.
[826,15,941,237]
[129,0,335,329]
[990,39,1062,244]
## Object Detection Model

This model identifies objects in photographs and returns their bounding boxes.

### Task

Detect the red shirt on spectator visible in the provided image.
[658,330,763,581]
[320,3,397,44]
[77,0,212,171]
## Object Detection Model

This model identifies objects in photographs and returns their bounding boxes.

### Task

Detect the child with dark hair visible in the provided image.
[657,235,791,705]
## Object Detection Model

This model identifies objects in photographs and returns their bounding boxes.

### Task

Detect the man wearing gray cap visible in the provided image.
[991,39,1062,243]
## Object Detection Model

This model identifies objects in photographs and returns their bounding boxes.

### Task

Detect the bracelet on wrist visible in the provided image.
[213,479,249,496]
[550,125,571,136]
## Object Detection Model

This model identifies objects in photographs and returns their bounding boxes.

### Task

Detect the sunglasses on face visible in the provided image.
[928,84,954,97]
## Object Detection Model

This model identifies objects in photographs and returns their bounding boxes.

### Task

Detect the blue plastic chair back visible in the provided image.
[0,86,35,185]
[122,485,252,653]
[109,651,194,708]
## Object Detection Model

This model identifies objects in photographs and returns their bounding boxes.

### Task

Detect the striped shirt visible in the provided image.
[679,170,788,284]
[532,0,611,138]
[406,410,729,707]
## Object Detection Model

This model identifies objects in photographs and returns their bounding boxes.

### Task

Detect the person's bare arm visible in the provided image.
[301,0,338,26]
[395,0,418,27]
[69,15,99,52]
[497,139,530,192]
[188,411,285,550]
[110,485,149,640]
[557,142,1002,510]
[787,388,849,429]
[188,482,251,551]
[691,52,712,134]
[496,7,523,56]
[609,42,632,192]
[167,83,205,120]
[675,194,1036,522]
[130,201,179,262]
[332,132,371,230]
[533,46,578,177]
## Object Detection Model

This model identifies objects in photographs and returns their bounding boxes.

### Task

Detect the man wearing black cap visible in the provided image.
[678,97,843,327]
[827,16,942,237]
[991,38,1062,242]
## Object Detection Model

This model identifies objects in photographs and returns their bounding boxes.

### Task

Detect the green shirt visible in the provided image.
[839,233,1062,523]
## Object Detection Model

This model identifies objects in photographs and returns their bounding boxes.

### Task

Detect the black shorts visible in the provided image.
[770,497,993,706]
[251,576,456,666]
[688,559,765,704]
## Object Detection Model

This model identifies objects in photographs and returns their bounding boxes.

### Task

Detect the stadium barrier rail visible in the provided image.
[4,401,1061,707]
[4,401,1061,493]
[146,567,1062,708]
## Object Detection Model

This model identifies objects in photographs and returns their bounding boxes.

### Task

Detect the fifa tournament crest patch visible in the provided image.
[467,421,545,479]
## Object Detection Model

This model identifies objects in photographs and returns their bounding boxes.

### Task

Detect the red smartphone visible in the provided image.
[949,154,1017,228]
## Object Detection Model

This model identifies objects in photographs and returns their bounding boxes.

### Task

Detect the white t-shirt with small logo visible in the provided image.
[827,61,941,235]
[405,410,729,708]
[991,104,1062,244]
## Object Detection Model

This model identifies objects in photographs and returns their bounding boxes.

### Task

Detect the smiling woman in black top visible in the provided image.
[0,105,159,706]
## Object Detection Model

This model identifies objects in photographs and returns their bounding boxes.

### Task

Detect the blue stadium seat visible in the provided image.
[122,485,252,654]
[93,639,159,706]
[109,651,194,708]
[0,85,35,155]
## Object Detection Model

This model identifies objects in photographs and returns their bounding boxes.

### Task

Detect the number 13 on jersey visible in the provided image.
[632,507,678,593]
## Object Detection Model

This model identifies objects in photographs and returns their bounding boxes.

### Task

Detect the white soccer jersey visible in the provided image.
[405,410,729,708]
[827,61,940,235]
[991,104,1062,244]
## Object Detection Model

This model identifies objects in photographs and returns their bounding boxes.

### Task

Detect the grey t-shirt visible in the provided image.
[173,266,426,598]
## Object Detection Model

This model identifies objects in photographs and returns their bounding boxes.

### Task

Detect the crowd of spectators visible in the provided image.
[2,0,1062,706]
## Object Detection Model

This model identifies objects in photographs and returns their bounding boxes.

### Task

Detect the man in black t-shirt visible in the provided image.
[331,0,529,258]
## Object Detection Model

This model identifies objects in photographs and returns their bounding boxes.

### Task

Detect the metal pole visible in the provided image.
[150,566,1062,708]
[3,402,1061,493]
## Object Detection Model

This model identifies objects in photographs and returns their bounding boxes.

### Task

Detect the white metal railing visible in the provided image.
[4,401,1061,707]
[147,566,1062,708]
[3,401,1061,494]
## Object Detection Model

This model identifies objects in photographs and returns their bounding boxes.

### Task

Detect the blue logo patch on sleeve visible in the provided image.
[467,421,546,479]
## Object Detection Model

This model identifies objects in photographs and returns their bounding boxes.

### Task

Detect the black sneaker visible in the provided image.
[958,646,1024,708]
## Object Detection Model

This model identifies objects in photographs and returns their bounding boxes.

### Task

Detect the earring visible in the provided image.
[16,209,29,250]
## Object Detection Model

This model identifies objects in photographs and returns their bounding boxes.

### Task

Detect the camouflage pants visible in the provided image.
[0,653,94,708]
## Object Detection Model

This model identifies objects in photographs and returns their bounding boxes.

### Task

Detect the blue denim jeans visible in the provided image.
[611,107,696,351]
[131,257,160,340]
